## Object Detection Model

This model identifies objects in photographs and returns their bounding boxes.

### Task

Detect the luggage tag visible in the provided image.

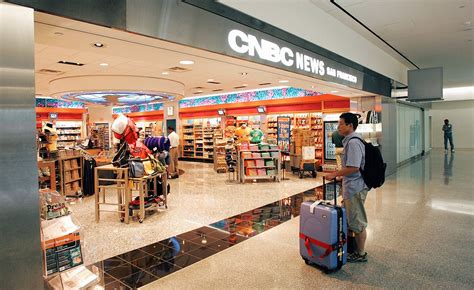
[309,200,324,214]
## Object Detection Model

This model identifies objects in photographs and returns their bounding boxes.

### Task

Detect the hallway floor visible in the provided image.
[139,150,474,289]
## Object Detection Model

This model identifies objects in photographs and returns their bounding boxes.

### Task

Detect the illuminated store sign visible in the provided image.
[228,29,358,85]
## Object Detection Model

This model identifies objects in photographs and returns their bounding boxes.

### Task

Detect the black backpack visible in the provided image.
[349,137,387,189]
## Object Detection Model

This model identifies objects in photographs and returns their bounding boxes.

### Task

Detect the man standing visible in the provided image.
[326,112,368,263]
[167,126,180,178]
[442,119,454,153]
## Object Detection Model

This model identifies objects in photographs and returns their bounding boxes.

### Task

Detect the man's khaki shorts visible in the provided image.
[344,189,368,234]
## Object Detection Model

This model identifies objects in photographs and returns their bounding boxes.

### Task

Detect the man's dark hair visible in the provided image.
[167,126,175,131]
[340,112,359,131]
[444,119,449,123]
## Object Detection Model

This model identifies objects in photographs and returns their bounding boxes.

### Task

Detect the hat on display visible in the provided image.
[42,122,57,135]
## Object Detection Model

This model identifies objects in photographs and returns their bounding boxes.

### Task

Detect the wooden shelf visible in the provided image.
[64,177,81,184]
[64,167,81,172]
[245,166,276,169]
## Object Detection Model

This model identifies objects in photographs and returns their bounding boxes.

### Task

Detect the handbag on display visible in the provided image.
[128,158,145,178]
[112,142,130,168]
[142,155,166,176]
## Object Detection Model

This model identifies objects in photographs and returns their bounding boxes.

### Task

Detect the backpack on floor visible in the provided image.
[349,137,387,189]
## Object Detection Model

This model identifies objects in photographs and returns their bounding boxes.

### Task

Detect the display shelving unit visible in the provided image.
[54,121,82,149]
[58,155,83,197]
[238,148,281,183]
[181,122,219,162]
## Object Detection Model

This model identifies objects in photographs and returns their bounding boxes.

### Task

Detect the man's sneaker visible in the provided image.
[451,149,455,153]
[347,252,368,263]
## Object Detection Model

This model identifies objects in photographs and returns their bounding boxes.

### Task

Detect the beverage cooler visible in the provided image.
[323,121,338,161]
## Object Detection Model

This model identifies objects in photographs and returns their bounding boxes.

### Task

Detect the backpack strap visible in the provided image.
[348,136,365,144]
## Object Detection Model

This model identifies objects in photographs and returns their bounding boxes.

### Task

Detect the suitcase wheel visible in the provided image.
[312,171,317,178]
[302,257,310,265]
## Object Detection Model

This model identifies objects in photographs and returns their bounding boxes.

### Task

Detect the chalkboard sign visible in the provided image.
[277,116,291,152]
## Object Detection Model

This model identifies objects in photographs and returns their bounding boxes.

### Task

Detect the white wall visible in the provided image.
[88,106,114,124]
[219,0,410,84]
[430,100,474,150]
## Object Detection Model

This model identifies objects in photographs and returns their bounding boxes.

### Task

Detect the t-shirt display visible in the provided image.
[235,125,252,144]
[250,128,264,144]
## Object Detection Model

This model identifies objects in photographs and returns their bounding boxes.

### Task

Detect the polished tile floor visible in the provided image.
[70,160,321,265]
[139,150,474,289]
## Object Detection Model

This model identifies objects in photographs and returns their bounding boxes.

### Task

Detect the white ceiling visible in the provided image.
[312,0,474,89]
[34,12,371,102]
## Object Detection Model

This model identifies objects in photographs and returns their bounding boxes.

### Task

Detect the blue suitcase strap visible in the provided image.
[299,233,346,259]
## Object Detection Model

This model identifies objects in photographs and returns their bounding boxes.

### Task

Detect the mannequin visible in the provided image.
[234,123,252,144]
[42,122,58,154]
[250,126,264,144]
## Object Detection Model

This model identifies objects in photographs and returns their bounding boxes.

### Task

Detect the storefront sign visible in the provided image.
[277,116,291,152]
[228,29,359,85]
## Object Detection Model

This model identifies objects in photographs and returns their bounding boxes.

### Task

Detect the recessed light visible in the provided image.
[99,63,109,66]
[241,72,248,76]
[331,90,339,93]
[242,84,248,86]
[279,80,289,83]
[162,72,169,75]
[58,61,84,66]
[54,32,63,36]
[179,60,194,65]
[93,43,105,48]
[459,5,465,8]
[311,85,315,89]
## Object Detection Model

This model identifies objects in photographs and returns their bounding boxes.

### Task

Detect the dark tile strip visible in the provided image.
[91,183,340,288]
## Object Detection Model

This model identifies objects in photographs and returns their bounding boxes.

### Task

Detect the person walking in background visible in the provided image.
[167,126,180,178]
[442,119,454,153]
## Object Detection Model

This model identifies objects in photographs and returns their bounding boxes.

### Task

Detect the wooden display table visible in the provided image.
[94,165,130,223]
[94,164,168,224]
[129,173,168,223]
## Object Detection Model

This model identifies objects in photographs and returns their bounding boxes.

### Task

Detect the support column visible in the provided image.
[163,100,180,135]
[0,3,43,288]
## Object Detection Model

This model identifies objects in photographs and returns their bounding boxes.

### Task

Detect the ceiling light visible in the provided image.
[242,84,248,86]
[54,32,63,36]
[331,90,339,93]
[179,60,194,65]
[311,85,315,89]
[93,43,105,48]
[208,79,214,82]
[99,63,109,66]
[58,61,84,66]
[162,72,169,75]
[241,72,248,76]
[279,80,289,83]
[459,5,465,8]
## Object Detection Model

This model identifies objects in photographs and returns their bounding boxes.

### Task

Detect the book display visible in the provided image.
[238,143,281,183]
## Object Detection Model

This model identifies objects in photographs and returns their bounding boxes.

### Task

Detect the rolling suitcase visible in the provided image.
[300,177,347,273]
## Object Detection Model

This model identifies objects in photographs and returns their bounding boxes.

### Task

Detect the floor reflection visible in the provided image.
[443,153,454,185]
[90,182,337,288]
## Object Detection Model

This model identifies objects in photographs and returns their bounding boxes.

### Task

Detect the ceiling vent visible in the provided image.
[259,82,272,86]
[37,68,64,75]
[168,66,191,73]
[234,85,247,89]
[58,60,84,66]
[193,86,205,89]
[212,89,223,92]
[207,80,221,85]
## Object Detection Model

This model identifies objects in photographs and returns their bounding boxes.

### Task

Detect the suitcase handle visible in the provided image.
[322,176,338,206]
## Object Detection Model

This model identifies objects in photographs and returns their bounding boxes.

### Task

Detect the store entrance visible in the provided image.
[32,11,379,288]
